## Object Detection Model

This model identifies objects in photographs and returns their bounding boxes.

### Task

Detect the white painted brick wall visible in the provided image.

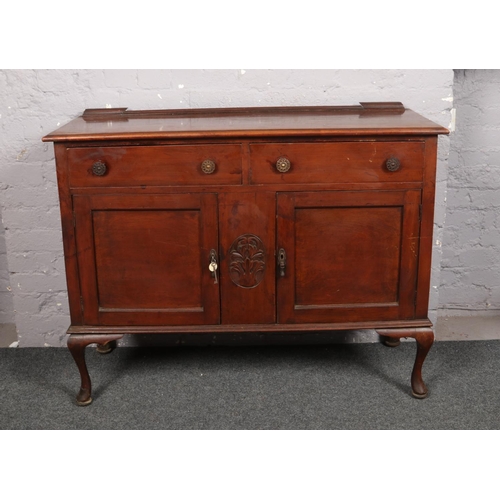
[0,210,14,324]
[439,69,500,312]
[0,69,453,346]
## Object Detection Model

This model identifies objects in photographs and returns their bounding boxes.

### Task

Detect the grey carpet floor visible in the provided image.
[1,339,499,429]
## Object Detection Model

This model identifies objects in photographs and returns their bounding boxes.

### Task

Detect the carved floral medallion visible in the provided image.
[228,234,266,288]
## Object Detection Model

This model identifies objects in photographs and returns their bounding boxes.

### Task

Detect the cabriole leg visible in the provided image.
[376,328,434,399]
[379,335,401,347]
[96,339,117,354]
[67,334,123,406]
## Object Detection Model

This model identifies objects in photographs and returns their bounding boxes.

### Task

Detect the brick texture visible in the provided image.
[0,206,14,325]
[439,69,500,312]
[0,69,453,346]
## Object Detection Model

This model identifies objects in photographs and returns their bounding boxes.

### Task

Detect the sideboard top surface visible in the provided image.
[42,102,449,143]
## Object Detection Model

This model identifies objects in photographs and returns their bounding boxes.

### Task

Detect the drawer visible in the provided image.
[249,141,425,184]
[67,144,243,187]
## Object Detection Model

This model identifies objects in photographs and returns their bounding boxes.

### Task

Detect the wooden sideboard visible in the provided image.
[43,103,449,405]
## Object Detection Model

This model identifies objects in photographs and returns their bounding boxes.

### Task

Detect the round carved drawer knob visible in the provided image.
[386,157,401,172]
[201,159,216,174]
[276,157,291,173]
[92,161,107,176]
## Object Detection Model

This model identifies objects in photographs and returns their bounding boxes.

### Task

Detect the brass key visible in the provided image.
[209,250,218,284]
[209,261,218,283]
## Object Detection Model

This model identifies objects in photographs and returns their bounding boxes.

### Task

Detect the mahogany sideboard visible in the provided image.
[42,103,449,405]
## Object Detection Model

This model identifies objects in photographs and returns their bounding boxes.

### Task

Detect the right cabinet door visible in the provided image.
[276,190,421,324]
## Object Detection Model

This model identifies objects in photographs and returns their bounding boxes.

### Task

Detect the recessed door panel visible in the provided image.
[277,190,420,324]
[74,193,220,326]
[295,206,402,306]
[93,209,203,310]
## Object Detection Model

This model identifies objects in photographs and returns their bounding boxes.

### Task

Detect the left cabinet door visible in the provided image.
[73,193,220,326]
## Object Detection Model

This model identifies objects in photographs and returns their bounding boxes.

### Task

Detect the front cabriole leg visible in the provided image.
[376,327,434,399]
[67,334,123,406]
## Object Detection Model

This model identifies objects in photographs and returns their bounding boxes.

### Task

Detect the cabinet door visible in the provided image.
[277,190,421,324]
[74,193,220,326]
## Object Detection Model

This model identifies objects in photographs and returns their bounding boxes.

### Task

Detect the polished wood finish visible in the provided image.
[73,193,220,326]
[249,141,425,184]
[218,192,276,324]
[376,328,435,398]
[67,319,433,335]
[42,103,448,142]
[67,144,242,187]
[67,334,123,406]
[277,190,421,324]
[43,103,448,404]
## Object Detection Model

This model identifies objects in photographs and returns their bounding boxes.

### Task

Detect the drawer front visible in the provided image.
[67,144,243,187]
[249,141,425,184]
